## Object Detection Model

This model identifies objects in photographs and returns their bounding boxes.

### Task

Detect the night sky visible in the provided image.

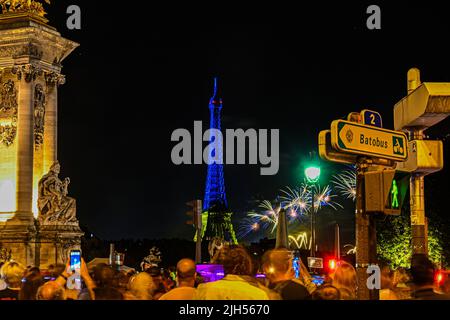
[44,2,450,244]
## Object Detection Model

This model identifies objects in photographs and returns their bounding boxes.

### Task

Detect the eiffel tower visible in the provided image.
[202,78,237,245]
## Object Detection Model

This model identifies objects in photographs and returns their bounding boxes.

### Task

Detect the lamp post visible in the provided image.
[305,166,320,258]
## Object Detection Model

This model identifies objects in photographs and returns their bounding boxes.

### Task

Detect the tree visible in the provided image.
[377,213,446,269]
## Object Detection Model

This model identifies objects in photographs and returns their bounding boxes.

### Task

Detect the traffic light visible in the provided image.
[385,171,409,215]
[364,169,409,215]
[328,258,338,272]
[324,257,339,274]
[186,200,202,228]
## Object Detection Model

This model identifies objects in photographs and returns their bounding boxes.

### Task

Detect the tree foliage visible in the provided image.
[377,213,446,269]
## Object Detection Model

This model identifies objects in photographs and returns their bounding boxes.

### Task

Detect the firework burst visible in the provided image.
[247,200,280,234]
[312,184,344,212]
[332,169,357,201]
[237,216,262,239]
[279,185,311,218]
[238,184,343,240]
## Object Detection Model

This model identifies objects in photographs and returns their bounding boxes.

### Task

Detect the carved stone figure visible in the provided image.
[12,63,42,82]
[140,247,162,271]
[208,237,225,260]
[38,161,77,225]
[0,79,18,147]
[0,247,12,263]
[34,83,45,148]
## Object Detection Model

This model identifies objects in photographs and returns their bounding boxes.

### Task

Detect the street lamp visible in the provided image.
[305,166,321,183]
[305,165,321,259]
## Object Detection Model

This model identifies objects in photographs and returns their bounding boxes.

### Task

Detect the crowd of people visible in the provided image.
[0,245,449,300]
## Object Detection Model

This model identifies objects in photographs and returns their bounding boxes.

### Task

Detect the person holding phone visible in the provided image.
[55,251,96,300]
[262,248,311,300]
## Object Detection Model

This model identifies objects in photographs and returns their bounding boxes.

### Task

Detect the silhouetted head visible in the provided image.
[261,248,294,282]
[94,264,117,287]
[331,262,357,300]
[176,259,196,286]
[0,261,26,289]
[212,245,253,276]
[36,281,66,300]
[20,272,44,300]
[128,272,155,300]
[312,285,341,300]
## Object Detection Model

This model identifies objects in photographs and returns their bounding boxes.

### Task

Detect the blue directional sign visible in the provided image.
[361,110,383,128]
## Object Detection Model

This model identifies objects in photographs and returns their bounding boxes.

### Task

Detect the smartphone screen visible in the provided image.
[70,250,81,271]
[292,257,301,279]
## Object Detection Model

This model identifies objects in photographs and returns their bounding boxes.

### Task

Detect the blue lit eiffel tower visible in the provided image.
[202,78,237,244]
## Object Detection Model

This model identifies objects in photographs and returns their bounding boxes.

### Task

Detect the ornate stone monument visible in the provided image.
[0,1,83,268]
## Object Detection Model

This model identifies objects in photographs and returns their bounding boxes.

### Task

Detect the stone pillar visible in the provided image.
[14,66,35,222]
[0,11,81,269]
[43,74,64,174]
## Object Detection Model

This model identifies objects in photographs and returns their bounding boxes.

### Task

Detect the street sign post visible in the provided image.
[394,69,450,256]
[361,110,383,128]
[320,112,409,301]
[331,120,408,161]
[319,130,358,165]
[396,140,444,174]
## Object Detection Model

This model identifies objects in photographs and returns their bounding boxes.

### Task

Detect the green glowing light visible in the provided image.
[305,166,321,183]
[391,179,399,209]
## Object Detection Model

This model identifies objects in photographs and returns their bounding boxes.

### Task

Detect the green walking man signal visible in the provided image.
[364,170,409,215]
[390,180,399,209]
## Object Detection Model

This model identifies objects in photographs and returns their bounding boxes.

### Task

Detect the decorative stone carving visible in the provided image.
[208,237,225,259]
[0,79,18,147]
[0,247,12,263]
[38,161,78,225]
[0,0,51,17]
[13,43,43,60]
[140,247,162,271]
[34,83,45,149]
[12,64,43,82]
[45,71,66,86]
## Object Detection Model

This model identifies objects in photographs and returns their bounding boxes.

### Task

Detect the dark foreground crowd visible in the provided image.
[1,246,449,300]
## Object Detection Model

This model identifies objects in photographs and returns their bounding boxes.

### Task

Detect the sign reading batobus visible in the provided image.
[331,120,408,161]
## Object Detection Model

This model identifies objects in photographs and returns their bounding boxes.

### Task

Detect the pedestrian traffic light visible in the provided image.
[186,200,202,227]
[385,171,409,215]
[364,169,409,215]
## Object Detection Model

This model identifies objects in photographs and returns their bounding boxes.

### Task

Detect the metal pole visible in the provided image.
[406,69,428,256]
[410,173,427,255]
[310,186,315,258]
[335,224,340,260]
[196,230,202,264]
[355,161,379,300]
[195,200,202,264]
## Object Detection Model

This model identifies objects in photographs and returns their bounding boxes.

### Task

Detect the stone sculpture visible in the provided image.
[38,161,77,225]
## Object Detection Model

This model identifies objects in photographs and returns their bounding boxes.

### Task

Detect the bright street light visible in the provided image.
[305,166,321,183]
